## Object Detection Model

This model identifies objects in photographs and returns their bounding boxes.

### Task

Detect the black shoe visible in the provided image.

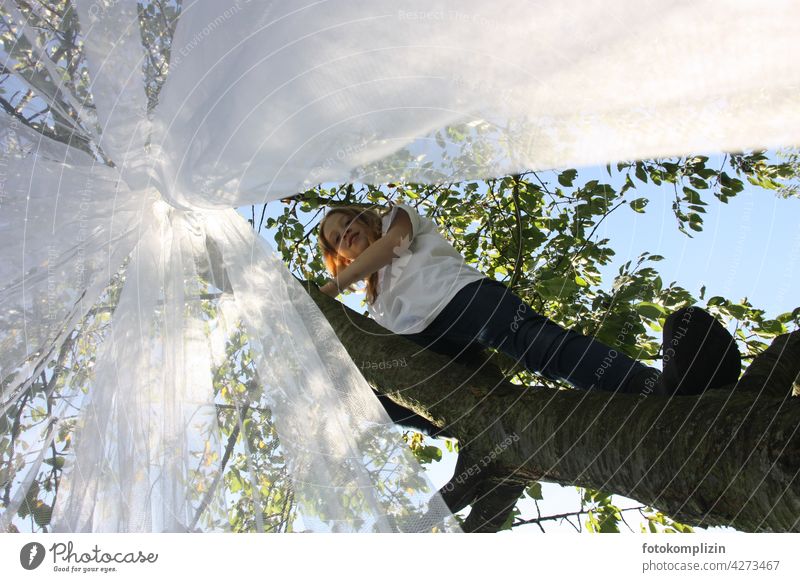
[660,306,741,395]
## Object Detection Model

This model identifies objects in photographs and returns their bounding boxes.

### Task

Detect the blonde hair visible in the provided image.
[317,206,388,304]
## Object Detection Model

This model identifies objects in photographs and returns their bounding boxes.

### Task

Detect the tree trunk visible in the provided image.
[301,280,800,532]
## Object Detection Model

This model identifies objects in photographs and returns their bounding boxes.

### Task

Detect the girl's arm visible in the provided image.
[319,207,414,296]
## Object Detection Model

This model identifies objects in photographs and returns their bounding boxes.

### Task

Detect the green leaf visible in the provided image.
[650,170,663,185]
[689,176,708,189]
[635,162,648,183]
[18,482,40,519]
[682,187,702,204]
[635,301,667,319]
[726,304,748,319]
[538,276,580,297]
[413,445,442,465]
[526,482,543,500]
[757,320,786,337]
[653,276,663,293]
[33,502,53,527]
[598,512,620,533]
[574,201,592,218]
[558,169,578,187]
[498,506,520,531]
[43,457,65,469]
[31,407,47,422]
[629,198,648,213]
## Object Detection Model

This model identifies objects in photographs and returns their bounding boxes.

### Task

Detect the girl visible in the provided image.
[317,202,739,407]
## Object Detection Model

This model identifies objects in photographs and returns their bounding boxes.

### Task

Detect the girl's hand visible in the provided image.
[319,279,340,297]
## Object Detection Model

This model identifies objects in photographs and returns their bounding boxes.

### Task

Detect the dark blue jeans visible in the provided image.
[401,277,652,393]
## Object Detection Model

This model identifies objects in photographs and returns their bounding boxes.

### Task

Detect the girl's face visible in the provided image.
[322,213,371,262]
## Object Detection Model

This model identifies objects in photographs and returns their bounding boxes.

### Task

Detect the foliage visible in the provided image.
[403,431,442,465]
[1,263,127,532]
[639,507,695,534]
[0,0,181,162]
[0,1,100,157]
[202,317,298,533]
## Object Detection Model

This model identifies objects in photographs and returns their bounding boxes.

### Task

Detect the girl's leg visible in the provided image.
[401,323,486,363]
[417,278,658,394]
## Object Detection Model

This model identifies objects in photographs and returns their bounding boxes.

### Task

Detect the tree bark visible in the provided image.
[301,280,800,532]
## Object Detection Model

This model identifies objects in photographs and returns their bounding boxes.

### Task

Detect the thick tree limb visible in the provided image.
[301,279,800,532]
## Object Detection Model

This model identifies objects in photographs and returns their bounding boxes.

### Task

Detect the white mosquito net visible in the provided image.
[0,0,798,532]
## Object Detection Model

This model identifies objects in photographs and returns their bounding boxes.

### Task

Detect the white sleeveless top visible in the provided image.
[366,203,486,334]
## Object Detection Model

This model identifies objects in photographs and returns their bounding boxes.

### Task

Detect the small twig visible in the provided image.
[550,198,627,276]
[513,504,646,529]
[531,171,553,196]
[508,174,524,290]
[189,404,250,531]
[533,498,546,533]
[257,203,268,235]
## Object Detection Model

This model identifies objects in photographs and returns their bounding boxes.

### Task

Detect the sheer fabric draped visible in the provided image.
[0,0,798,531]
